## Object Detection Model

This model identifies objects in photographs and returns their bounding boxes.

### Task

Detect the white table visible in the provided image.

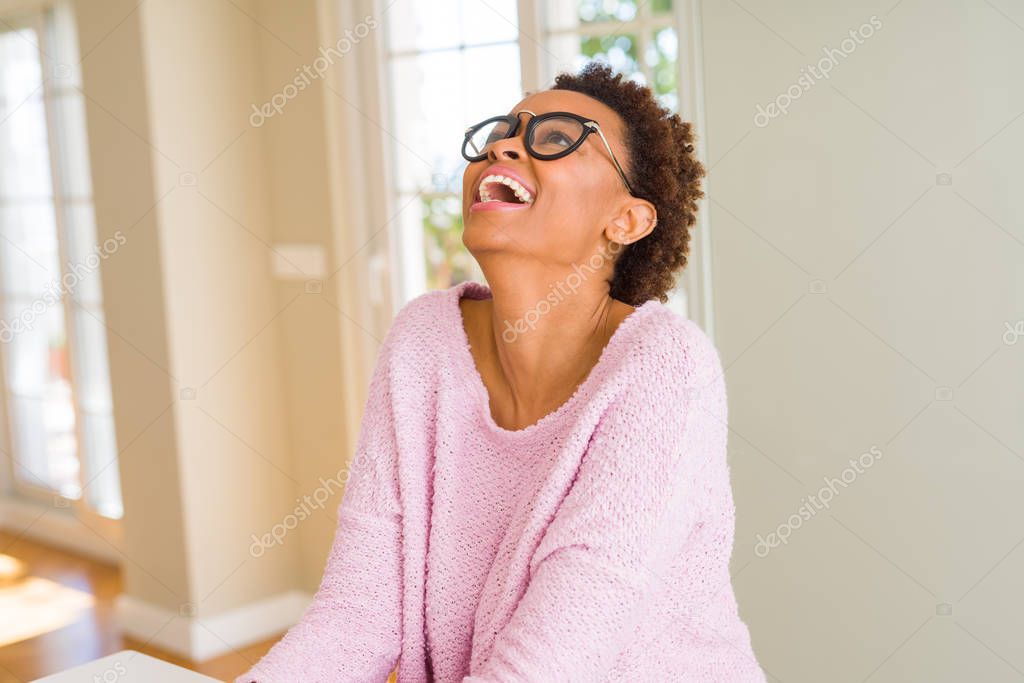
[31,650,223,682]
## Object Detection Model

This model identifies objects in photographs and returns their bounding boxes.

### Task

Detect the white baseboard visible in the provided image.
[2,494,311,662]
[0,496,121,565]
[115,590,312,662]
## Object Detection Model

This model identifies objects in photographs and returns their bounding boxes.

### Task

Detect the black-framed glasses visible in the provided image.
[461,109,635,196]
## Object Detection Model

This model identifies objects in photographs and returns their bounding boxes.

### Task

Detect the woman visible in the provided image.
[238,61,765,682]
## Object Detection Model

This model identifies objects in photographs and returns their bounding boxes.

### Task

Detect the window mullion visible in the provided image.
[544,15,673,39]
[517,0,545,92]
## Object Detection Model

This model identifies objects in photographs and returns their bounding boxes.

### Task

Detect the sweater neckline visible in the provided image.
[449,279,661,440]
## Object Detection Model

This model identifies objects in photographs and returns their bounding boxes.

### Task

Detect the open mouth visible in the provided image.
[474,174,535,207]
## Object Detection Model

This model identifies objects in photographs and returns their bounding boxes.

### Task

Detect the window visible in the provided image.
[546,0,679,110]
[0,2,123,519]
[384,0,522,300]
[381,0,692,315]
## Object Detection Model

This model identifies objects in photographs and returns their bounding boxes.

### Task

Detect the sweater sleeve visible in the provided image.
[463,323,727,683]
[235,331,404,683]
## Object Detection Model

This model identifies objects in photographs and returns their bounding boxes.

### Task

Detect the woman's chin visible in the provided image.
[462,220,530,254]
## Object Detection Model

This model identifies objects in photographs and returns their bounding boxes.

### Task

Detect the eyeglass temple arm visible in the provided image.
[587,122,634,195]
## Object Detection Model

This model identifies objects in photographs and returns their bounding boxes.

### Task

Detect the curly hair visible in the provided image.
[551,61,706,306]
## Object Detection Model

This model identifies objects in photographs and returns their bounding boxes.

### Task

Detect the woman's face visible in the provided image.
[461,89,636,275]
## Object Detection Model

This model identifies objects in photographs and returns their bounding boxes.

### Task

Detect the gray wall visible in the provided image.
[702,0,1024,680]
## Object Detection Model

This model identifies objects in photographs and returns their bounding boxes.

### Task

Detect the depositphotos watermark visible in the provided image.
[1003,320,1024,345]
[0,230,127,344]
[501,240,625,343]
[754,15,882,128]
[249,467,348,557]
[249,15,379,127]
[754,445,883,558]
[89,660,126,683]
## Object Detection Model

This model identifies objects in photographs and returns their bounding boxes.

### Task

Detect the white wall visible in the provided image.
[702,0,1024,679]
[60,0,378,659]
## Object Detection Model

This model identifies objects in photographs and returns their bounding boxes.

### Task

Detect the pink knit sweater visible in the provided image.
[236,280,764,682]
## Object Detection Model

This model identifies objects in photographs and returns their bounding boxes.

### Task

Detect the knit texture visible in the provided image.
[236,279,765,682]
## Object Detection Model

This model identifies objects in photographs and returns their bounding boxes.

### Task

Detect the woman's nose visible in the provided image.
[488,135,524,161]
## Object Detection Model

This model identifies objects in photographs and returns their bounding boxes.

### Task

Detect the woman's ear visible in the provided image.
[604,199,657,245]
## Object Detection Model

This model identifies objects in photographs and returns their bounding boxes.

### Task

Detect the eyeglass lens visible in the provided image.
[464,115,586,159]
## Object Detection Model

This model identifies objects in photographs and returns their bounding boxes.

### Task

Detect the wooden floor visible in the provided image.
[0,529,279,682]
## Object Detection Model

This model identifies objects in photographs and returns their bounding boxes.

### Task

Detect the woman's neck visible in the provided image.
[465,271,634,429]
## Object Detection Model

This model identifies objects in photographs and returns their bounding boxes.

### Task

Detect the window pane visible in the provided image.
[70,305,113,413]
[394,192,427,300]
[6,298,82,498]
[52,92,93,199]
[4,298,66,398]
[461,0,518,46]
[0,27,43,107]
[0,94,54,199]
[421,193,481,290]
[578,0,638,24]
[10,394,79,498]
[389,43,522,194]
[62,202,104,305]
[0,203,61,299]
[580,33,639,73]
[387,0,460,52]
[81,411,121,518]
[12,392,80,498]
[548,33,641,78]
[387,0,518,53]
[648,27,678,111]
[390,50,462,194]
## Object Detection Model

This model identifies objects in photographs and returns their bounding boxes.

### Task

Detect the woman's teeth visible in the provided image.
[477,174,534,205]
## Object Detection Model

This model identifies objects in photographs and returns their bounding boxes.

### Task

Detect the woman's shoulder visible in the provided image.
[612,300,724,397]
[387,287,451,340]
[376,281,472,370]
[595,304,729,468]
